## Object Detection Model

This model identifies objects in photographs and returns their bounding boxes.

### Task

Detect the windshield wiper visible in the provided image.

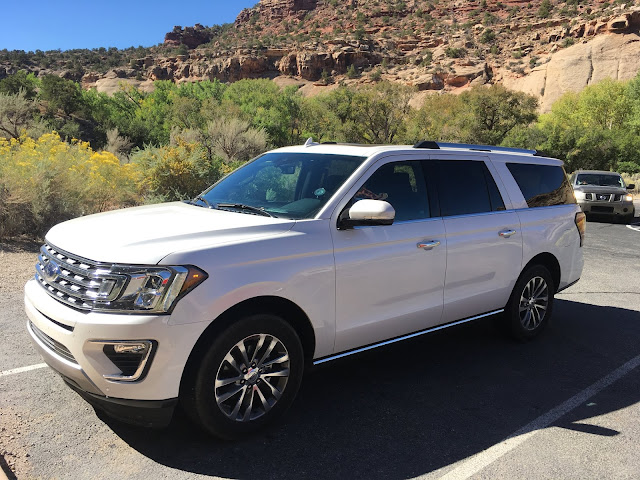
[215,203,275,217]
[192,195,213,208]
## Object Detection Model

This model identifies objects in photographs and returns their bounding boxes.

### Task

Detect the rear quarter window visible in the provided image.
[507,163,575,208]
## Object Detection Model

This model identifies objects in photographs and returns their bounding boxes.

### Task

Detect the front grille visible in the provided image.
[614,194,622,201]
[585,193,593,200]
[29,321,77,364]
[591,206,614,213]
[595,193,611,201]
[35,243,125,311]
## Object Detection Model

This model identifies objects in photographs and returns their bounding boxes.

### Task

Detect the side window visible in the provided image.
[507,163,576,208]
[354,161,430,222]
[434,160,505,217]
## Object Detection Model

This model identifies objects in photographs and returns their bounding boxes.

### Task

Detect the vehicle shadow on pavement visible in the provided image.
[103,299,640,480]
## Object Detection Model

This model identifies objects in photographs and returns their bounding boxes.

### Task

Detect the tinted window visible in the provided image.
[434,160,504,216]
[203,153,365,219]
[354,161,429,222]
[507,163,575,208]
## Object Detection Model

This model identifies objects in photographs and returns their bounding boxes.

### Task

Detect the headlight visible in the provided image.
[573,190,586,200]
[91,265,207,314]
[624,194,633,202]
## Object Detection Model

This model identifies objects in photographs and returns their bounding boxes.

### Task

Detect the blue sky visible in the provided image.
[1,0,257,52]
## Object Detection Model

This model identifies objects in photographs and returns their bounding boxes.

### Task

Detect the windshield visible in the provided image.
[200,152,366,219]
[575,173,624,188]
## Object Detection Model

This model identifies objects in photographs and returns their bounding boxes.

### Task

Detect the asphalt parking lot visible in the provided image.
[1,212,639,480]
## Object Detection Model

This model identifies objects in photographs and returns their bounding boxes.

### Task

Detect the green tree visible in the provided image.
[349,82,414,144]
[39,75,82,115]
[535,79,634,171]
[0,70,39,99]
[459,85,538,145]
[222,79,302,146]
[404,93,469,143]
[617,161,640,174]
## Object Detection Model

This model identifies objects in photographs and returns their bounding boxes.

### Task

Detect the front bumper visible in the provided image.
[578,200,634,217]
[24,279,207,422]
[64,378,177,427]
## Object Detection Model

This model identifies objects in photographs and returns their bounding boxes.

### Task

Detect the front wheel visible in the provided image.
[182,314,304,439]
[504,265,555,341]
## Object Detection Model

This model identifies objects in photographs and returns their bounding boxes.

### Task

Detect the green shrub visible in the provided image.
[445,47,466,58]
[480,29,496,44]
[130,141,224,202]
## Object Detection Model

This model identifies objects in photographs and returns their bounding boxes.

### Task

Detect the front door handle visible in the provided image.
[499,229,517,238]
[417,240,441,250]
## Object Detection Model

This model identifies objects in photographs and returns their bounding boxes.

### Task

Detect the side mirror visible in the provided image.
[627,184,635,190]
[339,200,395,229]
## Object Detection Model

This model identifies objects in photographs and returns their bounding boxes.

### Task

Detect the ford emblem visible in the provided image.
[43,260,61,283]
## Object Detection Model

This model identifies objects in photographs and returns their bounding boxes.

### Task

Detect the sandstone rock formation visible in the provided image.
[503,33,640,112]
[236,0,319,24]
[164,24,212,49]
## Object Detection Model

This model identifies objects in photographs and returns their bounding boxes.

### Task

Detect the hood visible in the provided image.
[46,202,296,264]
[573,185,628,194]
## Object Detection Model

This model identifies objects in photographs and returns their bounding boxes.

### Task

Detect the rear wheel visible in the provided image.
[504,265,555,341]
[182,314,304,439]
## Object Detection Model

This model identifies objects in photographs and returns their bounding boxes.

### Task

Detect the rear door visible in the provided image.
[428,156,523,323]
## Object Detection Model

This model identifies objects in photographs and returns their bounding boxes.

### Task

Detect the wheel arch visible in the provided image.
[179,296,316,396]
[523,252,561,292]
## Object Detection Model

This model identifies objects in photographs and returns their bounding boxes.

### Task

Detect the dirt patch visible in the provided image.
[0,407,33,479]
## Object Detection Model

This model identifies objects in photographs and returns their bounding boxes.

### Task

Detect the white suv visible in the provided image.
[24,140,585,439]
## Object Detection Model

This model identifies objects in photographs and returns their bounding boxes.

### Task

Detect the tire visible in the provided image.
[621,214,635,225]
[504,265,555,341]
[182,314,304,439]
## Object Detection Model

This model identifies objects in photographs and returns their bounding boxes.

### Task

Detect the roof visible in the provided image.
[575,170,622,175]
[273,140,541,158]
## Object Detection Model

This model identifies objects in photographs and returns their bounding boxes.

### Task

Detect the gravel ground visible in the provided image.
[0,238,40,479]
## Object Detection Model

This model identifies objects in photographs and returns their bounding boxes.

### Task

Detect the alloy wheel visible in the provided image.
[214,334,290,422]
[518,276,549,330]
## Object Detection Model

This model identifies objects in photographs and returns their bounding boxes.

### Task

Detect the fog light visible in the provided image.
[114,343,149,354]
[98,340,156,382]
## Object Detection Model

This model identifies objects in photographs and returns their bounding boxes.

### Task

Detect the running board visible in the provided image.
[313,309,504,366]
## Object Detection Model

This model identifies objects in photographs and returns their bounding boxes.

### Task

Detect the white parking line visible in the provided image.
[626,223,640,232]
[0,363,47,377]
[438,353,640,480]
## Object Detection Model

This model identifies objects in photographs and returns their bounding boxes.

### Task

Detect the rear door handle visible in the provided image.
[417,240,441,250]
[499,229,517,238]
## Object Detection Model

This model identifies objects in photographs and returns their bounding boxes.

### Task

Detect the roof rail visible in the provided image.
[413,141,536,155]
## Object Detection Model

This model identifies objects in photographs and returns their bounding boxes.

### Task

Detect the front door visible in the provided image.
[331,158,446,353]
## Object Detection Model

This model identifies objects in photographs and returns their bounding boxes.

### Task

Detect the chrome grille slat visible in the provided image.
[36,262,99,301]
[35,243,126,311]
[29,321,77,364]
[40,246,99,278]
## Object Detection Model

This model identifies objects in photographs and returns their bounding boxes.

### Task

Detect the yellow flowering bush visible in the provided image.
[0,133,140,239]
